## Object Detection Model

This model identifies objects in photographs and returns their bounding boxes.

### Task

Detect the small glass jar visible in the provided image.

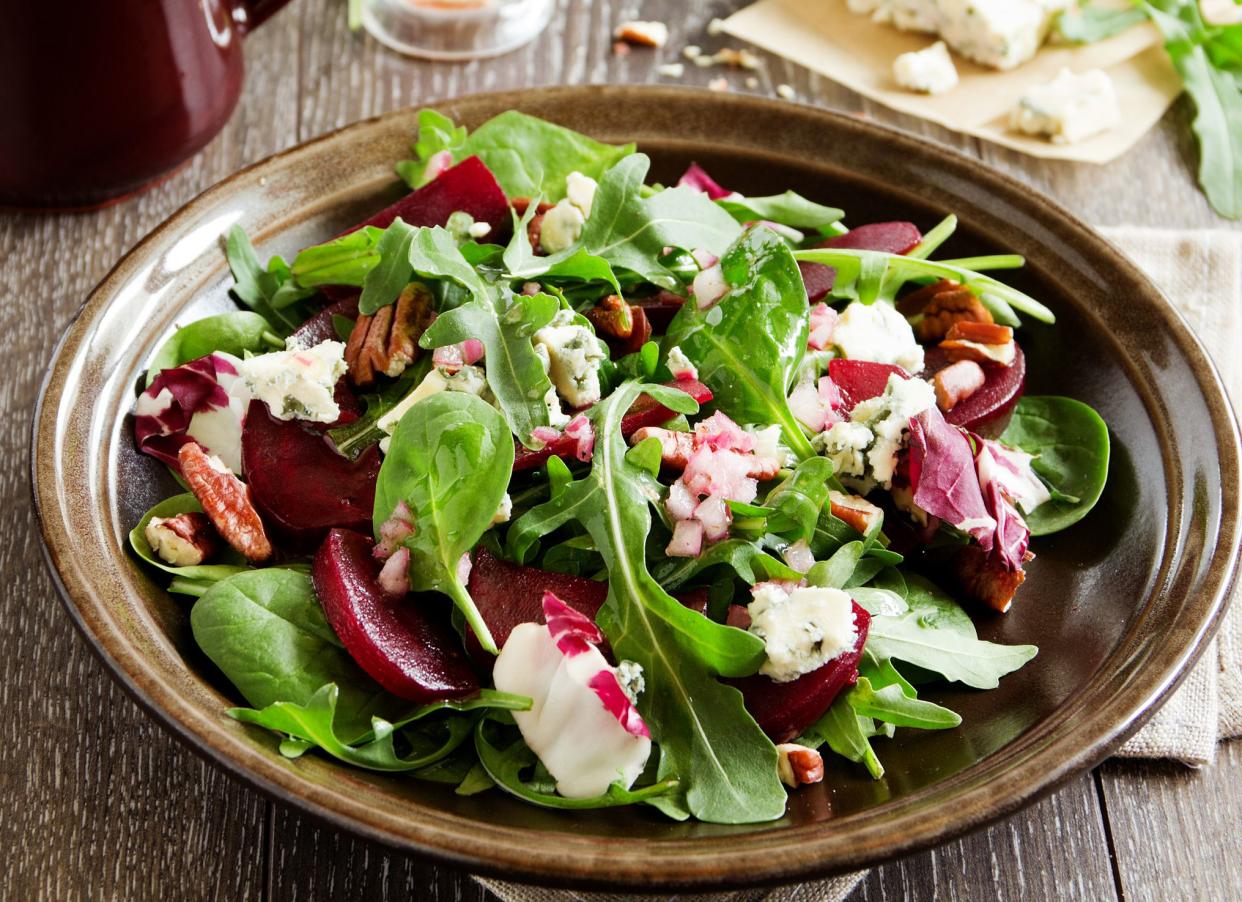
[360,0,555,60]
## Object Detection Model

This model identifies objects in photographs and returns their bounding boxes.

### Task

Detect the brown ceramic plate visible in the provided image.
[33,86,1240,890]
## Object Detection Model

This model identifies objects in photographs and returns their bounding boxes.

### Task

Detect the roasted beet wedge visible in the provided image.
[314,529,478,702]
[465,548,708,666]
[820,222,922,255]
[353,156,510,237]
[288,295,360,349]
[798,261,836,304]
[242,400,381,543]
[828,358,909,408]
[728,601,871,743]
[513,379,713,472]
[923,345,1025,438]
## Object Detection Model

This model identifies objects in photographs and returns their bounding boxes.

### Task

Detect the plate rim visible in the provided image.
[31,85,1242,890]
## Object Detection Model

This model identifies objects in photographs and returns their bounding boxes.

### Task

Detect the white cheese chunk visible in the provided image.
[894,41,959,94]
[936,0,1048,70]
[564,171,598,218]
[240,340,346,424]
[833,301,925,374]
[891,0,942,32]
[1011,68,1120,144]
[748,585,858,683]
[540,199,586,254]
[376,364,487,446]
[533,310,607,409]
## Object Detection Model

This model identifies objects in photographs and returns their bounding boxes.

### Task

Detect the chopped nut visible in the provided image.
[683,44,703,60]
[344,311,375,386]
[912,284,993,342]
[656,62,685,78]
[145,512,218,567]
[776,743,824,787]
[940,320,1016,366]
[829,490,884,536]
[708,76,730,92]
[707,16,727,35]
[776,83,796,100]
[612,39,631,57]
[178,442,273,563]
[615,20,668,48]
[933,359,987,411]
[745,76,759,89]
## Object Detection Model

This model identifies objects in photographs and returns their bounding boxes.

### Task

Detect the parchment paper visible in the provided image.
[722,0,1183,162]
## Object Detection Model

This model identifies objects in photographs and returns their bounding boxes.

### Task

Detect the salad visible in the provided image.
[129,109,1110,825]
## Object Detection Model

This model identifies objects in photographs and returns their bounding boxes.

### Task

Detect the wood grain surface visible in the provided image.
[3,1,1239,899]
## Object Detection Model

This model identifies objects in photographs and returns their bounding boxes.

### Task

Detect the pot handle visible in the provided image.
[233,0,297,33]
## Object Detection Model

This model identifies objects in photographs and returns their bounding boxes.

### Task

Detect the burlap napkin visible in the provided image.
[476,228,1242,902]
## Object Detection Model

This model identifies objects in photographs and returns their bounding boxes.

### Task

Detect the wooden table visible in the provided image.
[5,1,1239,898]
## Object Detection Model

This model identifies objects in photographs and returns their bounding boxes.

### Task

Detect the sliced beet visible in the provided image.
[465,548,708,666]
[288,294,359,348]
[351,156,510,238]
[798,261,836,303]
[820,222,922,255]
[728,601,870,743]
[242,400,381,544]
[633,290,688,334]
[828,358,909,408]
[923,344,1026,438]
[512,379,714,472]
[313,529,478,702]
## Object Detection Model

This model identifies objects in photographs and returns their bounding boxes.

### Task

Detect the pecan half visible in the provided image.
[144,512,218,567]
[933,359,986,411]
[914,285,994,343]
[896,279,958,316]
[952,544,1033,613]
[178,442,273,563]
[776,743,825,787]
[829,490,883,536]
[940,320,1016,366]
[344,283,435,387]
[586,295,653,357]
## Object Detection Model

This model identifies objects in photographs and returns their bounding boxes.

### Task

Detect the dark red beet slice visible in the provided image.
[352,156,510,237]
[923,344,1026,438]
[828,358,909,409]
[728,601,871,743]
[820,222,922,255]
[465,548,708,666]
[314,529,478,702]
[633,290,688,334]
[512,379,713,472]
[798,261,837,303]
[288,295,360,348]
[242,400,381,543]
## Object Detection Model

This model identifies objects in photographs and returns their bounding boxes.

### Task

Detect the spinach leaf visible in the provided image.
[373,392,515,654]
[224,226,316,333]
[665,227,816,460]
[474,721,679,810]
[190,569,397,741]
[717,191,845,234]
[420,286,559,447]
[358,218,418,314]
[999,396,1110,535]
[1056,2,1147,42]
[129,495,249,588]
[763,457,835,541]
[231,683,529,771]
[793,247,1055,323]
[397,109,635,200]
[508,382,786,824]
[290,226,386,288]
[847,677,962,729]
[903,574,977,637]
[1139,0,1242,218]
[146,312,283,385]
[865,612,1038,689]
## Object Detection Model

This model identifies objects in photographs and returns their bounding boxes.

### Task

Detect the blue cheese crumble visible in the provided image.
[894,41,959,94]
[533,309,607,409]
[748,585,858,683]
[1011,68,1120,144]
[240,340,346,424]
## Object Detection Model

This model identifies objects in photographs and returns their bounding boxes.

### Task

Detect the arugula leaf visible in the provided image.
[1056,2,1147,42]
[129,494,249,587]
[290,226,386,288]
[191,569,398,741]
[665,227,816,460]
[327,363,427,460]
[763,457,836,541]
[653,538,803,592]
[806,541,865,590]
[802,697,884,779]
[421,287,559,446]
[373,392,515,654]
[999,396,1111,535]
[793,247,1055,323]
[146,312,283,384]
[1139,0,1242,218]
[866,612,1038,689]
[397,109,635,200]
[358,219,418,314]
[847,677,962,729]
[508,382,787,824]
[474,721,679,810]
[224,226,316,333]
[231,684,528,771]
[717,191,845,234]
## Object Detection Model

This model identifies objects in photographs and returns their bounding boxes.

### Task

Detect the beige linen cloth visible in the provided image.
[477,228,1242,902]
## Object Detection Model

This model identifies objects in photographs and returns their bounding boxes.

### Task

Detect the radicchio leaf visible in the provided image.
[907,407,995,546]
[135,352,249,473]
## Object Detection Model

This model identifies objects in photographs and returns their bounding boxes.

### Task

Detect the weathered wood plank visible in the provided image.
[0,7,302,899]
[1099,740,1242,902]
